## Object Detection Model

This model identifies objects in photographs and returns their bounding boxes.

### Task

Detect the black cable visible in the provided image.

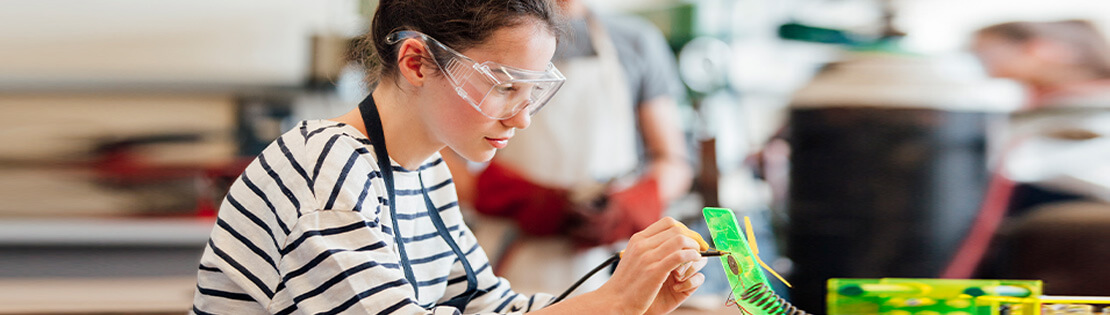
[550,250,726,304]
[550,252,622,304]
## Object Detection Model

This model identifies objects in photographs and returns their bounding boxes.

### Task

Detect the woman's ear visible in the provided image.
[396,40,430,87]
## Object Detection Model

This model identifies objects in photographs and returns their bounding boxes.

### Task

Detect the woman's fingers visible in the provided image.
[663,248,702,272]
[672,272,705,293]
[673,257,708,282]
[631,217,679,242]
[610,220,696,280]
[624,221,701,275]
[640,223,701,253]
[691,257,708,272]
[601,218,713,315]
[673,262,691,280]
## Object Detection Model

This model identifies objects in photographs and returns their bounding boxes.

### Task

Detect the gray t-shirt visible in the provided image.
[554,13,687,109]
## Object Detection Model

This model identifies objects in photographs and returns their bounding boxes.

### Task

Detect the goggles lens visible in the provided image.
[386,30,565,120]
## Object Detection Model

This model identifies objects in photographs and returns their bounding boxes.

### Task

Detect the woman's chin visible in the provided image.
[458,149,496,163]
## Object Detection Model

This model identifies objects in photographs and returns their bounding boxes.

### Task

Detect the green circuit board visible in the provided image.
[828,278,1042,315]
[703,207,783,314]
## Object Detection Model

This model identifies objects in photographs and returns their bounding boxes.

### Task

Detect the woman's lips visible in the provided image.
[485,137,509,149]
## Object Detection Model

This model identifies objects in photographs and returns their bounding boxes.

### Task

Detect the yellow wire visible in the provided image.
[744,217,759,255]
[744,216,793,288]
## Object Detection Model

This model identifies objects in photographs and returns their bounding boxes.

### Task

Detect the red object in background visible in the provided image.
[475,160,665,247]
[474,161,573,236]
[941,168,1017,279]
[89,135,252,217]
[596,177,663,245]
[942,141,1022,279]
[196,157,254,218]
[93,144,199,182]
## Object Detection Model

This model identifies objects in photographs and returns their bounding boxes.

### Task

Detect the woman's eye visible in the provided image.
[495,85,518,93]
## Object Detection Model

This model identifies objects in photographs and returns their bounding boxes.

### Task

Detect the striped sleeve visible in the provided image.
[191,132,311,314]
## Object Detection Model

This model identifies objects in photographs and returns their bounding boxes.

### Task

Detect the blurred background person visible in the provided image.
[443,0,694,295]
[952,19,1110,292]
[972,20,1110,219]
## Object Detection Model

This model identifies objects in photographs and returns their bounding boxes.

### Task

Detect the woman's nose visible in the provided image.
[501,106,532,130]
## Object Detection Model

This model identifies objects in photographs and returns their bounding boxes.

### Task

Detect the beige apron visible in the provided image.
[495,17,638,200]
[480,15,639,295]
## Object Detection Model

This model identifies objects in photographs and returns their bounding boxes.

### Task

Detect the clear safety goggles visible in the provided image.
[385,30,566,120]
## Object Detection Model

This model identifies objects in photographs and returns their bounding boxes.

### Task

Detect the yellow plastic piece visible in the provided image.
[675,221,710,251]
[744,216,792,288]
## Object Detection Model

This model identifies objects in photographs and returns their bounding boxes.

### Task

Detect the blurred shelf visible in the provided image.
[0,217,214,247]
[0,276,194,314]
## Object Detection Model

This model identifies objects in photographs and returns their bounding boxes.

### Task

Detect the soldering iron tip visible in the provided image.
[700,250,727,257]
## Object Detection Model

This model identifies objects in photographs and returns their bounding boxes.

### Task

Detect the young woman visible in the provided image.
[440,0,696,295]
[191,0,707,314]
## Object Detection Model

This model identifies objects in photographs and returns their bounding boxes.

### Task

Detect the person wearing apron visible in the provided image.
[944,20,1110,284]
[445,1,693,296]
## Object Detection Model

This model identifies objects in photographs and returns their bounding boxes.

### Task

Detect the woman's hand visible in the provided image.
[645,257,707,315]
[595,217,705,315]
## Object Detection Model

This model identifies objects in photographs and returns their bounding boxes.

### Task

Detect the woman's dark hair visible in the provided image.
[352,0,566,87]
[978,19,1110,79]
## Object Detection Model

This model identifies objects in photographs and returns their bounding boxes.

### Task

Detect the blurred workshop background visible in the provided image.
[1,0,1108,313]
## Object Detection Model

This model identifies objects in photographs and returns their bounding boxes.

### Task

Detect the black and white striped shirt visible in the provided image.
[192,120,554,314]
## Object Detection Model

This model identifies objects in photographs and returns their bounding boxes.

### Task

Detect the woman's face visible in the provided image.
[972,33,1038,82]
[420,20,557,162]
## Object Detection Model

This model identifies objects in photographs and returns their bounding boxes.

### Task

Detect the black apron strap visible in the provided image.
[358,95,484,309]
[419,172,487,309]
[358,95,420,299]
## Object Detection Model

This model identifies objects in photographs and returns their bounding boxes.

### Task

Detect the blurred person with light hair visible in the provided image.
[971,19,1110,217]
[974,20,1110,108]
[954,19,1110,283]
